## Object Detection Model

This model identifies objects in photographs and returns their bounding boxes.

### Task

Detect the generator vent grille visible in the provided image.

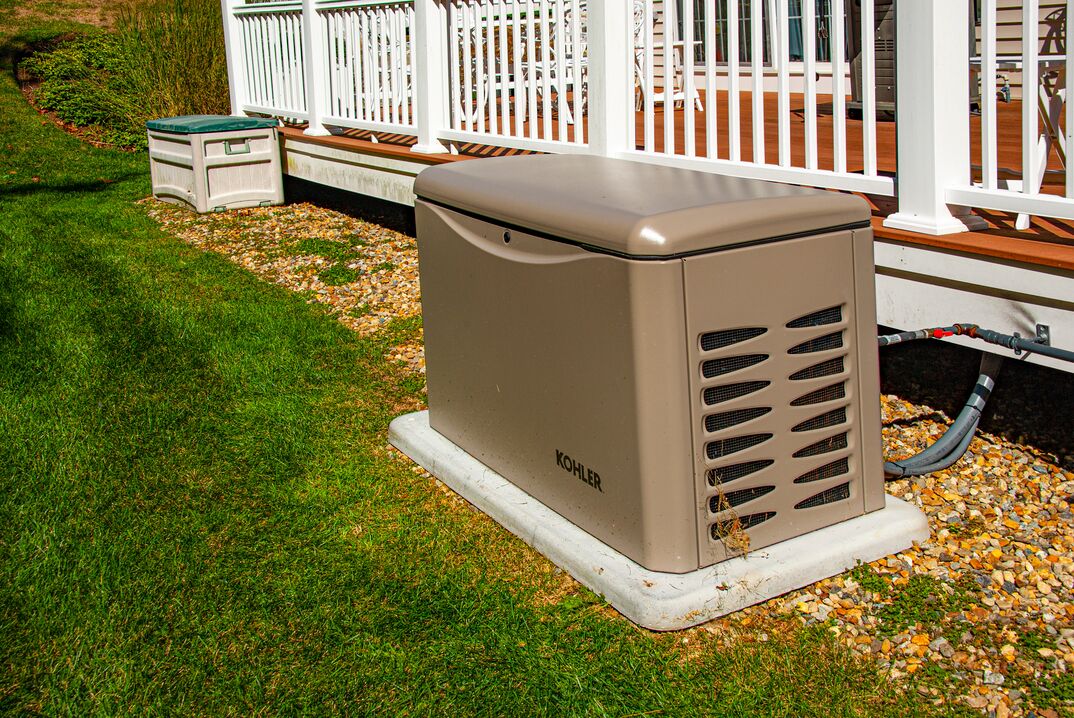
[702,354,769,378]
[788,331,844,355]
[704,381,771,405]
[793,433,849,458]
[706,433,772,460]
[786,306,843,328]
[700,327,767,352]
[710,511,775,539]
[705,407,772,433]
[794,457,850,484]
[792,407,848,433]
[791,382,846,406]
[698,302,855,555]
[795,482,851,509]
[789,357,845,381]
[710,485,775,513]
[708,460,774,486]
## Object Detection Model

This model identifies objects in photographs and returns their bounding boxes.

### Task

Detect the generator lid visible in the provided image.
[145,115,279,134]
[414,155,870,257]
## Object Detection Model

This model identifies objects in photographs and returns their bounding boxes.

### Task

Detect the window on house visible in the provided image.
[675,0,844,66]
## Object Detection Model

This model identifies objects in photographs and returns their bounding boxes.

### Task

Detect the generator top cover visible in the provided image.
[414,155,870,258]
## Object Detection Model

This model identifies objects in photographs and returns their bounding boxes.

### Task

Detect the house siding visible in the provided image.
[978,0,1065,99]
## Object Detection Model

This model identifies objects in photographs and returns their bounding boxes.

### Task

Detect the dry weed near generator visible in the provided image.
[389,155,1074,630]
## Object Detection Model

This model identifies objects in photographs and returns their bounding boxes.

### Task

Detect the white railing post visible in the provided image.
[586,0,632,156]
[220,0,247,116]
[882,0,985,235]
[301,0,331,135]
[412,0,449,153]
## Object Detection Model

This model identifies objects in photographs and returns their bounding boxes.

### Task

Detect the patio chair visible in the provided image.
[534,0,586,125]
[632,0,703,112]
[973,56,1067,230]
[452,2,531,130]
[1015,65,1068,229]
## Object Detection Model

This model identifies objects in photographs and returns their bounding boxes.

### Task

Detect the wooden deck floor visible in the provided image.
[281,92,1074,271]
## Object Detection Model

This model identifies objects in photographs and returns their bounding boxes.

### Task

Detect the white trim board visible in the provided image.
[874,239,1074,373]
[280,133,425,206]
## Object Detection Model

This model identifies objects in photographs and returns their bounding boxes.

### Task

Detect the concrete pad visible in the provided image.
[389,411,931,631]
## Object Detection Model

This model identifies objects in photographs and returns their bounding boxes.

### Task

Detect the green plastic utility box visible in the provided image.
[146,115,283,213]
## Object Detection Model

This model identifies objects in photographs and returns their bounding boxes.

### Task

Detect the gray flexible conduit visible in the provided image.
[877,321,1074,479]
[882,353,1002,479]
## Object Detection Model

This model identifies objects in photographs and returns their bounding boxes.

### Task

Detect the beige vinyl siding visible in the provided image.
[977,0,1065,99]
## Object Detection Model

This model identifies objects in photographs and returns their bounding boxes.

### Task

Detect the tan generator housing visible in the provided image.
[414,155,886,574]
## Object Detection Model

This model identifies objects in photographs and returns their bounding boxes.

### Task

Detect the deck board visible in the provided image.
[280,93,1074,271]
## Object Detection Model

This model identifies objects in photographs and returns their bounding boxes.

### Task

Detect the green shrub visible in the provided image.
[23,32,147,147]
[22,0,229,150]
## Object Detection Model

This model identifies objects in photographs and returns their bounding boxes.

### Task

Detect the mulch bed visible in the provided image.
[144,197,1074,718]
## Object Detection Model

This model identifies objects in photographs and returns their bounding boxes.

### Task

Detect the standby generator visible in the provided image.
[413,155,886,574]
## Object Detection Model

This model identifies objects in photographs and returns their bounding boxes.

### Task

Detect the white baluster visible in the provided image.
[750,0,764,163]
[830,0,845,173]
[981,0,997,190]
[727,0,740,161]
[802,0,817,170]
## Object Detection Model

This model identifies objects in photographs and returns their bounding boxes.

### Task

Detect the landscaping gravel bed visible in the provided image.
[145,198,1073,717]
[144,200,426,374]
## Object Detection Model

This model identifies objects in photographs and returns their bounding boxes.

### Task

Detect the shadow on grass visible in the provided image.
[0,175,141,197]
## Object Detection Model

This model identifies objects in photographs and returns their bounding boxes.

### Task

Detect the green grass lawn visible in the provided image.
[0,29,975,718]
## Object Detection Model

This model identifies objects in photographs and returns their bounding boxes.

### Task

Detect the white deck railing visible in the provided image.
[230,1,308,120]
[319,0,417,134]
[944,0,1074,226]
[221,0,1074,234]
[442,0,590,152]
[626,0,888,195]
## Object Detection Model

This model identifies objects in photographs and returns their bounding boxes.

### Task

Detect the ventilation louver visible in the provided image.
[702,354,769,378]
[708,460,774,486]
[795,482,851,509]
[790,357,845,381]
[704,381,771,405]
[700,327,767,351]
[697,299,862,560]
[794,458,850,484]
[705,407,772,433]
[711,512,775,539]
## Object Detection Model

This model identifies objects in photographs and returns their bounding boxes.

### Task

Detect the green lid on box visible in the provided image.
[145,115,279,134]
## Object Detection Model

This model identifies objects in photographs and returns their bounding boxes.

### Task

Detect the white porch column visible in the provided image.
[882,0,986,235]
[585,0,632,156]
[412,0,450,154]
[220,0,246,116]
[301,0,331,136]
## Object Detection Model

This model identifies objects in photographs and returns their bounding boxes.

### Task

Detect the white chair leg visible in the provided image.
[1017,124,1056,230]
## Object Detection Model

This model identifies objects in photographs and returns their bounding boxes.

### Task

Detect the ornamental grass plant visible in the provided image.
[23,0,229,149]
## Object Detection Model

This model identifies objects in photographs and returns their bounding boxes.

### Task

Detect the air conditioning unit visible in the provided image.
[393,155,927,628]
